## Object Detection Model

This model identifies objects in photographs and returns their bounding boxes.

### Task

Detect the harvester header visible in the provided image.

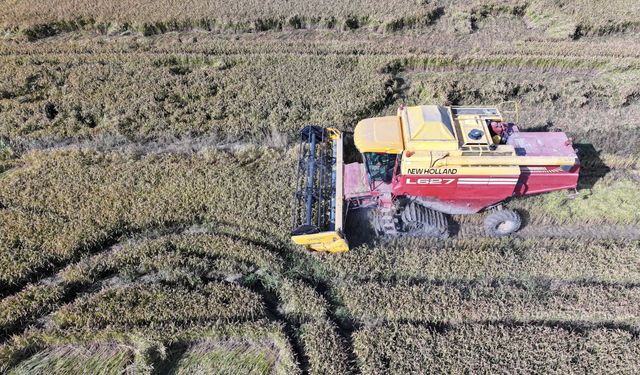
[290,126,349,252]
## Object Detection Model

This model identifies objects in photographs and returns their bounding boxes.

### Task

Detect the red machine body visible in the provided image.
[345,129,580,214]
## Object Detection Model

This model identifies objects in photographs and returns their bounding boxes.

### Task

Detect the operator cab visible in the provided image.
[363,152,396,183]
[353,115,404,189]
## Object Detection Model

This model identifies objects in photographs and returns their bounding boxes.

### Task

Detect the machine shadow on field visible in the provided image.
[574,143,610,190]
[342,132,362,164]
[153,343,190,374]
[344,207,378,249]
[342,132,379,248]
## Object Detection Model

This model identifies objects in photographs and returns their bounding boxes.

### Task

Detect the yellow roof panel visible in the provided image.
[354,116,404,153]
[406,106,455,141]
[401,105,459,151]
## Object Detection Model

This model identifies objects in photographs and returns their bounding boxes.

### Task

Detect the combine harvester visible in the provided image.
[291,104,580,252]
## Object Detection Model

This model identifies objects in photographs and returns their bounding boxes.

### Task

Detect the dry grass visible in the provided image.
[61,233,285,286]
[278,279,328,323]
[7,343,134,375]
[299,319,352,375]
[53,283,264,330]
[173,340,278,375]
[0,147,295,288]
[0,54,389,145]
[1,0,637,40]
[0,284,65,333]
[354,323,640,374]
[0,0,444,38]
[1,1,639,373]
[335,280,640,325]
[320,238,640,283]
[1,322,300,374]
[526,0,640,38]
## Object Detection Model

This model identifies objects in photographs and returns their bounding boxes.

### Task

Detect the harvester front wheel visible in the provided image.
[484,209,521,237]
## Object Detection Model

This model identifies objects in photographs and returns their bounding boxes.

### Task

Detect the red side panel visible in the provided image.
[392,167,579,213]
[392,174,519,214]
[514,166,580,196]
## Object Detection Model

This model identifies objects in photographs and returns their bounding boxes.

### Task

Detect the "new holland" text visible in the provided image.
[407,168,458,175]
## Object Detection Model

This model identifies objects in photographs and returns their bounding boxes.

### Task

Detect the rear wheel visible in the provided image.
[484,209,521,237]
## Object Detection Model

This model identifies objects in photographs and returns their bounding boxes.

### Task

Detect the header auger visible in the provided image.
[291,104,580,252]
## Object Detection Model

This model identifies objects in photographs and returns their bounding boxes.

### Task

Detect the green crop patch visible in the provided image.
[7,343,134,375]
[172,340,279,375]
[512,178,640,225]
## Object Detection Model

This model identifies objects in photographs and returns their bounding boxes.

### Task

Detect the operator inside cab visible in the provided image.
[364,152,395,183]
[489,121,509,144]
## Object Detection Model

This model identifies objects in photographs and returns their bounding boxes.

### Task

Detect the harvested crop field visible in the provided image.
[1,0,639,373]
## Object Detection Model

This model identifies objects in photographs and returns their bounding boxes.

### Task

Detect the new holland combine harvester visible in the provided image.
[291,104,580,252]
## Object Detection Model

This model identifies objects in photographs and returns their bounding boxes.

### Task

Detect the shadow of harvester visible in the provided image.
[574,143,611,190]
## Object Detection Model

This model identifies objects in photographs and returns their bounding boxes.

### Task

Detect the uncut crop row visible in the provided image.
[54,283,265,329]
[334,280,640,324]
[0,0,637,39]
[2,232,286,338]
[320,237,640,283]
[354,323,640,374]
[1,50,639,156]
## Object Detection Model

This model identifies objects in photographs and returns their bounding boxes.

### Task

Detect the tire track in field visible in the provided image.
[3,30,640,59]
[0,50,615,77]
[0,224,222,338]
[0,221,193,300]
[353,318,640,337]
[453,223,640,240]
[0,229,313,375]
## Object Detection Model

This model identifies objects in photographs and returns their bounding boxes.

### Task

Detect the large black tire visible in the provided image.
[401,201,449,239]
[484,209,521,237]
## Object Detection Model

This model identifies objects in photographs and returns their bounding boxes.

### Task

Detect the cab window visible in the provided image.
[364,152,397,183]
